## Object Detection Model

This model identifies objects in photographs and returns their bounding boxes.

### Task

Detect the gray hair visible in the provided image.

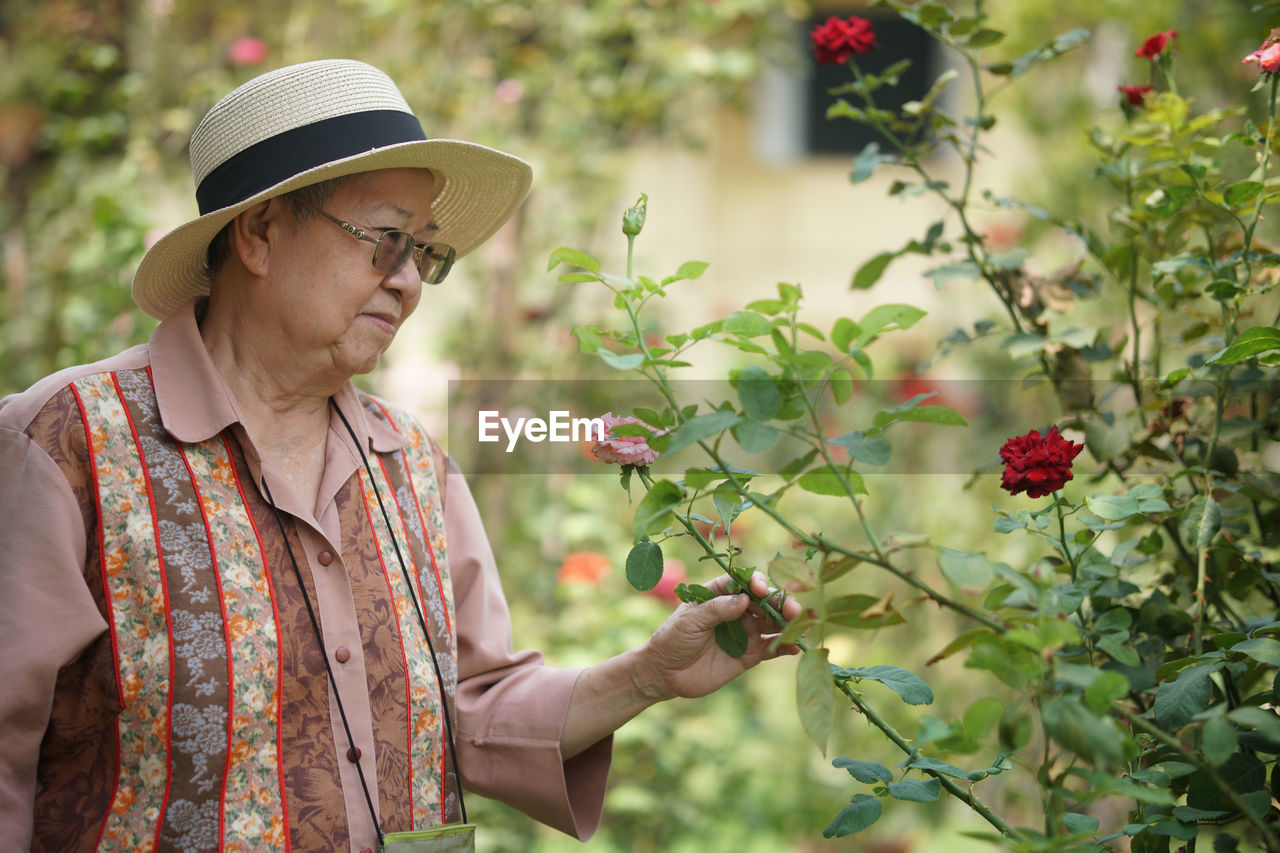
[203,175,353,276]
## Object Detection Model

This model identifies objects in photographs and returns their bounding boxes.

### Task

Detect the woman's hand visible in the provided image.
[632,571,802,703]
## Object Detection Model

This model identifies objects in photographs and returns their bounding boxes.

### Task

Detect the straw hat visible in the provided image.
[132,59,533,319]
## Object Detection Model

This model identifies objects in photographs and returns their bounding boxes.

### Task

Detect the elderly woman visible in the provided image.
[0,60,796,852]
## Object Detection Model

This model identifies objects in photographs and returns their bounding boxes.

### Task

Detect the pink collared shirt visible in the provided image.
[0,299,610,852]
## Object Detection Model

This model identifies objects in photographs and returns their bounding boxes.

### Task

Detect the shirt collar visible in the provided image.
[150,297,406,455]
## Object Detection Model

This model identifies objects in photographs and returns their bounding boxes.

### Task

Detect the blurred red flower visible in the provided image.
[228,37,269,66]
[1118,84,1154,106]
[998,427,1083,498]
[557,551,611,586]
[646,559,689,607]
[1135,29,1177,60]
[810,15,876,65]
[1244,30,1280,73]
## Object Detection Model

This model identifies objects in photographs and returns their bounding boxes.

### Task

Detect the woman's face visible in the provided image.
[263,167,439,379]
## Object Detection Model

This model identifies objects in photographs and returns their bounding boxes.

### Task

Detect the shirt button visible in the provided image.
[334,646,351,664]
[317,550,334,566]
[347,746,361,762]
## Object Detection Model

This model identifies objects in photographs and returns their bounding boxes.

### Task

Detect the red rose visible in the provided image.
[1135,29,1177,60]
[810,15,876,65]
[1118,84,1154,107]
[1244,29,1280,74]
[998,426,1084,498]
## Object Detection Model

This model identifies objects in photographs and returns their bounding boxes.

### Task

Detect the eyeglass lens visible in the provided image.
[372,231,456,284]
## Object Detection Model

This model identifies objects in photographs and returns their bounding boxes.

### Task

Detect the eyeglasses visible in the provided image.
[311,208,456,285]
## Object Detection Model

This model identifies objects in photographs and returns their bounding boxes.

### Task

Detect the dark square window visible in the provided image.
[805,12,935,155]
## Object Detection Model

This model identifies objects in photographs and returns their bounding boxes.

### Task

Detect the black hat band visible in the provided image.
[195,110,427,215]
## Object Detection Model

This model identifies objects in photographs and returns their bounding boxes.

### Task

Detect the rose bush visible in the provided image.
[554,7,1280,851]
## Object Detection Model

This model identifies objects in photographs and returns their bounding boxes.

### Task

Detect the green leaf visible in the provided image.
[871,395,968,428]
[825,594,905,630]
[833,757,893,784]
[597,349,645,370]
[624,540,664,591]
[837,664,934,705]
[546,246,600,273]
[852,252,895,290]
[675,583,716,604]
[1224,180,1264,208]
[828,431,892,465]
[1203,716,1238,767]
[736,365,780,421]
[1180,495,1222,549]
[966,28,1005,47]
[823,794,882,838]
[798,469,866,497]
[901,755,971,779]
[1156,667,1213,732]
[1062,812,1100,835]
[1187,752,1267,815]
[664,410,741,455]
[667,260,709,283]
[1086,494,1141,521]
[715,621,748,659]
[926,260,982,288]
[797,649,834,754]
[1144,185,1195,217]
[1040,694,1128,768]
[829,369,854,405]
[1232,637,1280,667]
[849,142,895,184]
[937,548,995,594]
[887,778,941,802]
[832,317,861,353]
[858,304,926,343]
[1206,326,1280,364]
[711,483,743,530]
[734,420,779,453]
[721,311,772,337]
[633,480,683,538]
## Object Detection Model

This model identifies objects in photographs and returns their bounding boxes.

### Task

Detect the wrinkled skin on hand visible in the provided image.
[636,571,802,702]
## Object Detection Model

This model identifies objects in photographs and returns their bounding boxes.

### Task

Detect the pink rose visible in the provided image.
[228,37,269,66]
[1245,30,1280,74]
[590,412,666,467]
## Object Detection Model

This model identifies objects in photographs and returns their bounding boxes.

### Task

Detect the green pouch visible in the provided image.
[381,823,476,852]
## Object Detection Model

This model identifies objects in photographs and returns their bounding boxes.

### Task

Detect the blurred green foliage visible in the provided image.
[7,1,1280,851]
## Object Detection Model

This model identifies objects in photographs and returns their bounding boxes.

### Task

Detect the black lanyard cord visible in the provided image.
[261,475,385,846]
[330,398,469,825]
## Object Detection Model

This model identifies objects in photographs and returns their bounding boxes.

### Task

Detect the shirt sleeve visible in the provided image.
[0,426,107,850]
[445,459,612,839]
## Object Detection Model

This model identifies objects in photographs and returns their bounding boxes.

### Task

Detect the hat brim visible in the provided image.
[132,138,532,320]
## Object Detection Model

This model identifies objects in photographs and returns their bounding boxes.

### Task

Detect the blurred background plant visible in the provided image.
[4,1,1280,850]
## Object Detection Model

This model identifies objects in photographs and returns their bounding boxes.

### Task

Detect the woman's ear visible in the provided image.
[229,198,289,278]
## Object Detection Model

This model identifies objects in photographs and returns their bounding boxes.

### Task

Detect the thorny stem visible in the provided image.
[646,469,1023,842]
[1053,492,1078,583]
